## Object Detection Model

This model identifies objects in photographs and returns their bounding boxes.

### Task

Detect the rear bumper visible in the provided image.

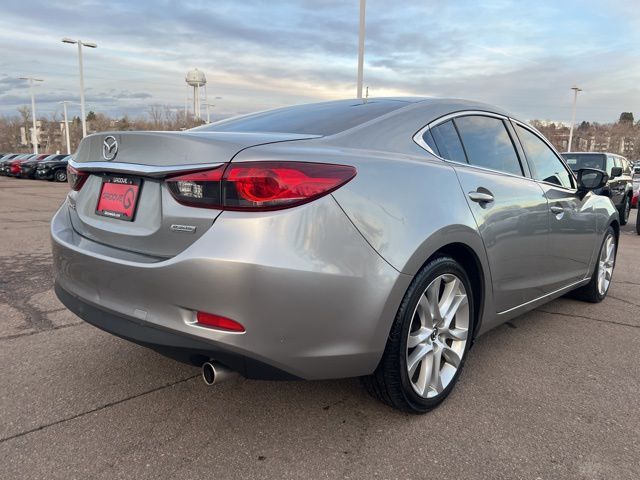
[51,195,411,380]
[55,283,299,379]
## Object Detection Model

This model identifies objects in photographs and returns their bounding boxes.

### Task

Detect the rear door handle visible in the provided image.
[468,191,494,203]
[550,206,564,214]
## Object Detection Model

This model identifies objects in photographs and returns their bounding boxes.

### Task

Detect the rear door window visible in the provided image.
[515,124,574,189]
[429,120,467,164]
[454,115,523,176]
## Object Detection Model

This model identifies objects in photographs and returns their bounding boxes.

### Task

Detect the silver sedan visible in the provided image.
[52,98,618,413]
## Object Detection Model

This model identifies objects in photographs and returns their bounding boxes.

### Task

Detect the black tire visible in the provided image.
[54,169,67,183]
[636,206,640,235]
[619,195,631,226]
[569,226,616,303]
[362,256,474,413]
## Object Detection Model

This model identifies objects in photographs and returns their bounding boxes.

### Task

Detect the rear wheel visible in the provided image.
[619,196,631,225]
[54,169,67,183]
[570,226,616,302]
[363,256,473,413]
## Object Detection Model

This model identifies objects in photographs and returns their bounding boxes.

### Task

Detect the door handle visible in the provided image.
[468,191,494,203]
[550,206,564,214]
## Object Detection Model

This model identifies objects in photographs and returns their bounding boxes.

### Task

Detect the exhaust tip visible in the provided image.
[202,362,217,385]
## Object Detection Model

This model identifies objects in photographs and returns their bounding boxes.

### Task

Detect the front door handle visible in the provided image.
[550,206,564,214]
[468,191,494,203]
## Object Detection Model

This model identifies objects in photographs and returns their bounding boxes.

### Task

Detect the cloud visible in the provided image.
[0,0,638,122]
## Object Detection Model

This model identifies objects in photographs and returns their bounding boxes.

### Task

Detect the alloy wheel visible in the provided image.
[624,199,630,223]
[597,233,615,296]
[406,273,469,398]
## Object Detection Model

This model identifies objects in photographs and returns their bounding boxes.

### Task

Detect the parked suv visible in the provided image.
[562,152,634,225]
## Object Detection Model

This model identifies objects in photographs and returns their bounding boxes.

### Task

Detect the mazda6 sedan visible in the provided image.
[52,98,618,413]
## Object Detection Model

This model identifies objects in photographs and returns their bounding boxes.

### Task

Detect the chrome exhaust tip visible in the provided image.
[201,361,237,386]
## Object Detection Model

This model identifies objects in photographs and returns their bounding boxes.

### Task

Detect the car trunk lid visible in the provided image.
[68,131,319,258]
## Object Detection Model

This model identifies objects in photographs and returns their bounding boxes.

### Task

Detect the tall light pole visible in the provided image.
[59,101,72,154]
[356,0,366,99]
[567,85,582,152]
[62,38,97,138]
[19,77,44,154]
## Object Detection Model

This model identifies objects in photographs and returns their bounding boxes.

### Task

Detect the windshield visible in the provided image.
[195,100,410,136]
[562,153,606,171]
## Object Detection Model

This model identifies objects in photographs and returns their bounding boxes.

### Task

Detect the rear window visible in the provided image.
[562,153,605,171]
[195,100,408,136]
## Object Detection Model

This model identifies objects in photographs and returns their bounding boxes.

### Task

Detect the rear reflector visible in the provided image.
[196,311,245,332]
[166,161,356,211]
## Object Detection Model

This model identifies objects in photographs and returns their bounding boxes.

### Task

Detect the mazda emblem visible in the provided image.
[102,136,118,160]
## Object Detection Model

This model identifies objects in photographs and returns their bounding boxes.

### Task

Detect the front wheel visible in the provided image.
[570,226,616,303]
[363,256,473,413]
[54,169,67,183]
[620,196,631,225]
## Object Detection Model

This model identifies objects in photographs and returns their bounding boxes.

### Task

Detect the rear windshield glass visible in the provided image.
[196,101,408,136]
[562,153,605,171]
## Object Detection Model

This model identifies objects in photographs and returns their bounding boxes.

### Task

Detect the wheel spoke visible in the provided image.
[438,278,458,322]
[407,327,431,348]
[442,344,462,368]
[442,327,468,341]
[441,293,467,329]
[426,277,443,322]
[606,242,614,262]
[429,348,443,393]
[407,343,432,378]
[416,295,435,328]
[415,350,434,396]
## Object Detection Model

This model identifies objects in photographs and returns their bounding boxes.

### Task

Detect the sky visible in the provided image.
[0,0,639,123]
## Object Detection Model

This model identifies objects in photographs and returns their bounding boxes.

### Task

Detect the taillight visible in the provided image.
[166,167,224,209]
[196,311,245,332]
[166,162,356,211]
[67,165,88,191]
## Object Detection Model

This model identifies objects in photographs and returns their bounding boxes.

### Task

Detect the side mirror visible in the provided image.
[577,168,608,196]
[610,166,622,178]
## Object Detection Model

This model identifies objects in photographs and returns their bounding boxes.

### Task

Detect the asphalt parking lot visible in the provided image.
[1,176,639,480]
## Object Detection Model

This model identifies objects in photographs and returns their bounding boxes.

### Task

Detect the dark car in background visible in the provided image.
[562,152,634,225]
[17,153,51,178]
[35,154,72,182]
[20,153,65,179]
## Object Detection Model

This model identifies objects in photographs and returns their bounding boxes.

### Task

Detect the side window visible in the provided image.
[454,116,523,176]
[515,124,573,189]
[429,120,467,164]
[422,129,440,156]
[606,156,616,175]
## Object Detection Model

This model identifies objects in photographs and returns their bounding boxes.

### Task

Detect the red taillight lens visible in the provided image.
[224,162,356,210]
[196,311,245,332]
[166,162,356,211]
[67,165,88,191]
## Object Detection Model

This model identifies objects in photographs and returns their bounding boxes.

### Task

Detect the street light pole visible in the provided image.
[62,38,97,138]
[356,0,366,99]
[59,101,72,154]
[567,86,582,152]
[19,77,44,154]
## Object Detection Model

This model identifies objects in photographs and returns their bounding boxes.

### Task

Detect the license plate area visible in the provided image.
[95,175,142,221]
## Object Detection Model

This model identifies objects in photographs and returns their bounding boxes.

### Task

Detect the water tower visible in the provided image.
[185,68,207,119]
